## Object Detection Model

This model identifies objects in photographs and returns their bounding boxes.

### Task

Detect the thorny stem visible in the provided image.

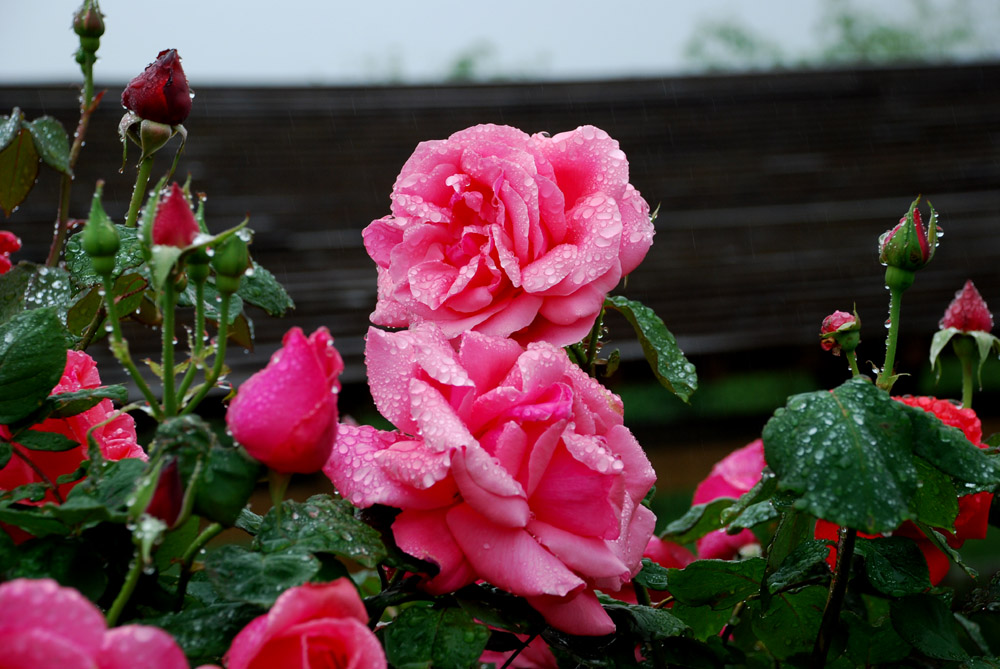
[176,281,207,402]
[11,448,65,504]
[124,155,154,229]
[877,286,904,391]
[160,281,178,417]
[180,291,231,416]
[106,549,143,626]
[176,522,223,606]
[811,526,857,668]
[46,93,102,266]
[101,274,163,420]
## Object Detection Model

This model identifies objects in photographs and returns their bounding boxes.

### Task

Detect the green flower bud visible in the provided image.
[878,197,939,273]
[212,234,249,294]
[187,247,211,284]
[81,181,119,277]
[73,1,105,40]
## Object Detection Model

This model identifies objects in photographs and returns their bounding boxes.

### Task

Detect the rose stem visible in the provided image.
[175,522,223,606]
[160,281,178,416]
[106,550,143,626]
[180,291,230,416]
[876,285,904,391]
[175,279,207,402]
[810,525,857,667]
[101,274,163,420]
[124,155,154,229]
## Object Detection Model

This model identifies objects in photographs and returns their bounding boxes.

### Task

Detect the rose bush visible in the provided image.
[363,123,655,346]
[0,349,143,505]
[325,323,656,635]
[227,327,344,474]
[691,439,766,559]
[0,578,189,669]
[224,579,385,669]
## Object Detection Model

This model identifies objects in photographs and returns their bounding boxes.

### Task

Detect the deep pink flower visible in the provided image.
[152,183,200,248]
[819,309,860,355]
[121,49,192,126]
[0,230,21,274]
[940,280,993,333]
[614,535,695,605]
[691,439,766,559]
[224,579,385,669]
[325,324,657,636]
[227,327,343,474]
[0,578,188,668]
[364,124,655,347]
[480,634,558,669]
[0,350,144,506]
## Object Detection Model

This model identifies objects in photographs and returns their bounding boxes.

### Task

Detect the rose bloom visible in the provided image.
[816,396,993,584]
[691,439,766,559]
[325,324,657,636]
[224,579,385,669]
[0,578,188,669]
[480,634,557,669]
[364,123,655,347]
[0,350,144,507]
[613,535,695,605]
[121,48,192,126]
[0,230,21,274]
[227,327,343,474]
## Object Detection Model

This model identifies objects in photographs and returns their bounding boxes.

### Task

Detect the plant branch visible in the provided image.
[180,291,231,415]
[124,155,154,229]
[11,448,65,504]
[106,549,143,626]
[877,286,904,391]
[811,526,857,667]
[102,275,163,420]
[176,522,223,605]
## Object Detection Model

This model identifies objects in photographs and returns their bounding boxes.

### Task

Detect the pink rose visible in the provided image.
[614,535,694,605]
[480,634,557,669]
[325,324,657,636]
[0,350,144,506]
[691,439,766,560]
[224,579,385,669]
[152,183,200,248]
[226,327,343,474]
[364,123,655,346]
[0,578,188,668]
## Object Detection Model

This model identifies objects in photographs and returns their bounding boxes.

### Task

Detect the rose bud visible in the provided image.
[121,49,192,126]
[152,183,199,248]
[226,327,344,474]
[940,280,993,333]
[819,309,861,356]
[144,459,184,528]
[0,230,22,275]
[878,197,939,292]
[73,0,105,40]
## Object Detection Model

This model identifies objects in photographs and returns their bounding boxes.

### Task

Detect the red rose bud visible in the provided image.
[820,309,861,356]
[152,183,200,248]
[940,280,993,333]
[878,196,939,274]
[145,459,184,528]
[226,327,344,474]
[121,49,192,126]
[0,230,21,275]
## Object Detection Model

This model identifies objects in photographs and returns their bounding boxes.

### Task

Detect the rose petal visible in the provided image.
[525,590,616,637]
[98,625,188,669]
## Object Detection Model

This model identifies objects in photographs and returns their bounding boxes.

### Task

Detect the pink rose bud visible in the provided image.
[152,183,200,248]
[878,196,939,274]
[226,327,344,474]
[819,309,861,356]
[121,49,192,126]
[940,280,993,333]
[0,230,21,274]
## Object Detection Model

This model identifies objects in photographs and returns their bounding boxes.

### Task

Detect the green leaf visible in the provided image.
[155,515,201,574]
[604,295,697,403]
[840,610,911,666]
[765,509,816,583]
[54,458,146,529]
[237,260,294,316]
[203,544,320,607]
[602,602,690,641]
[666,557,766,609]
[634,557,670,591]
[763,378,919,534]
[254,495,386,567]
[0,264,31,324]
[13,430,79,452]
[669,602,732,641]
[0,126,39,216]
[902,401,1000,486]
[42,385,129,419]
[150,245,184,292]
[727,500,779,531]
[186,445,263,526]
[0,112,20,152]
[766,540,831,594]
[0,504,71,538]
[856,537,932,597]
[911,456,959,529]
[0,441,10,469]
[181,281,244,325]
[26,116,70,175]
[383,605,490,669]
[65,224,144,285]
[0,265,75,325]
[751,586,826,661]
[235,507,263,536]
[660,498,735,545]
[930,328,959,372]
[5,535,108,601]
[0,309,68,424]
[891,594,969,661]
[143,602,263,666]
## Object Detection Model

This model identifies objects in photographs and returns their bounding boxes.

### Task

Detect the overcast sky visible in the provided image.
[1,0,994,85]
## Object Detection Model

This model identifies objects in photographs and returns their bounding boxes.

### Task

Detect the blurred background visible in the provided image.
[3,0,1000,570]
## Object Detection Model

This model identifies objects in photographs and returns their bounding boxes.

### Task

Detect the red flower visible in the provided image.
[940,280,993,333]
[152,183,200,248]
[121,49,192,126]
[819,309,860,355]
[0,231,21,274]
[692,439,766,559]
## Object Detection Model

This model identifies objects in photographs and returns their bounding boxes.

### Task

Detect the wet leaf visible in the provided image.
[0,112,20,152]
[26,116,70,175]
[766,540,830,594]
[383,605,490,669]
[605,295,697,403]
[0,126,39,216]
[856,537,931,597]
[65,224,145,286]
[666,557,766,609]
[634,557,670,591]
[602,601,690,641]
[751,586,826,661]
[0,308,68,424]
[891,594,969,661]
[13,430,78,452]
[203,544,320,607]
[660,498,734,544]
[840,610,911,666]
[237,260,294,316]
[143,602,263,666]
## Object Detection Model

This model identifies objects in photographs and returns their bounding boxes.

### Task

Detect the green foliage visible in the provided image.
[660,498,734,544]
[0,309,68,424]
[203,544,320,607]
[667,558,767,609]
[383,605,490,669]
